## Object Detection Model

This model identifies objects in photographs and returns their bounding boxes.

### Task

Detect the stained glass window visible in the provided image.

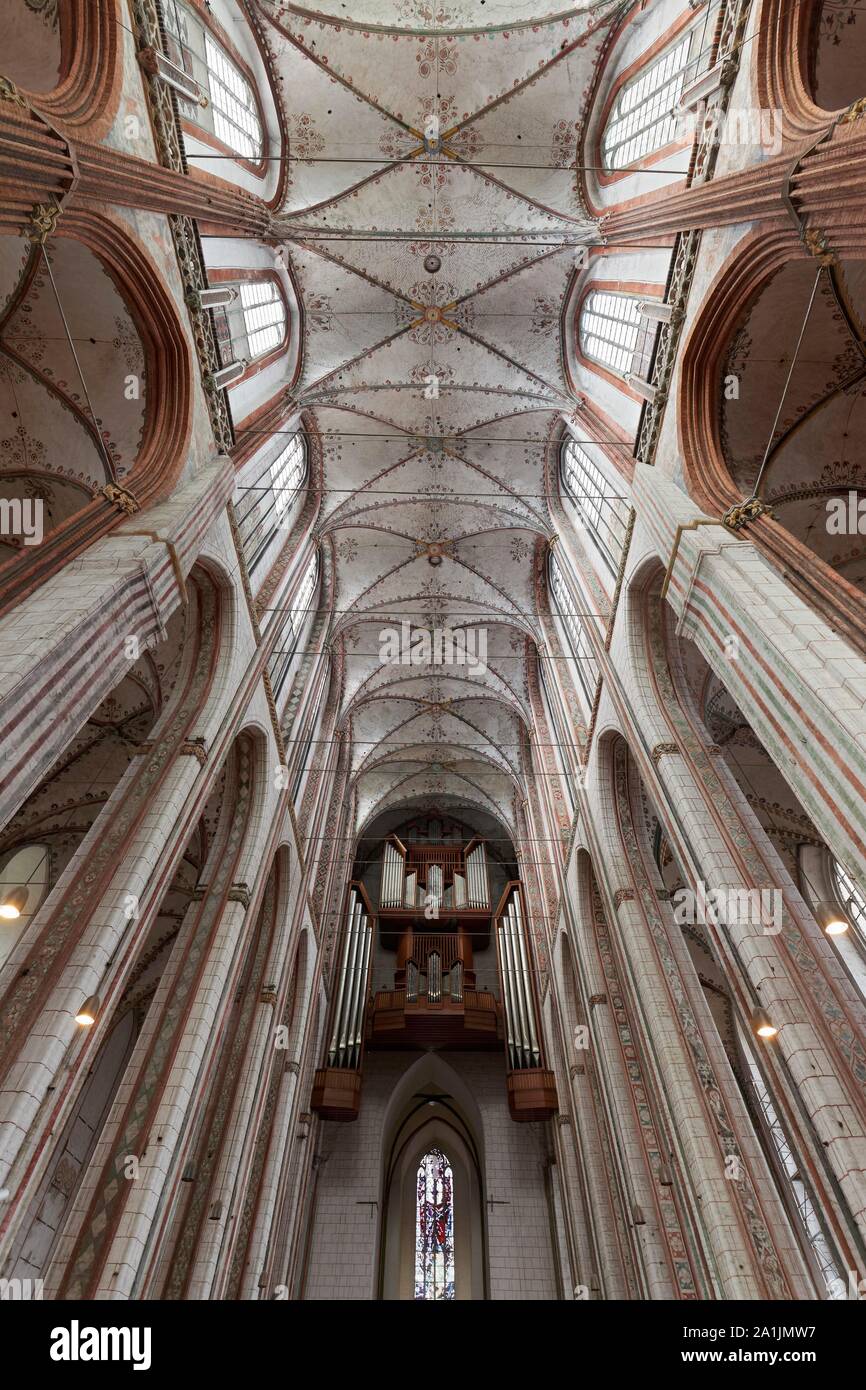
[414,1148,455,1300]
[235,431,307,574]
[267,550,320,700]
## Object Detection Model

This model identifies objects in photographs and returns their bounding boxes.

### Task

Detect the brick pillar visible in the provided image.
[0,97,272,236]
[634,466,866,892]
[564,853,680,1298]
[48,739,257,1299]
[0,459,233,833]
[554,887,643,1299]
[593,741,812,1297]
[602,117,866,255]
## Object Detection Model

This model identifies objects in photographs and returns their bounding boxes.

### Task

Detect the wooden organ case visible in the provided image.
[311,835,557,1123]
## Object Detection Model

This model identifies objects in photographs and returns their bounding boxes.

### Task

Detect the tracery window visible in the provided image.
[579,290,655,380]
[832,859,866,945]
[212,280,288,371]
[163,2,263,161]
[560,437,631,576]
[738,1026,843,1298]
[414,1148,455,1301]
[549,554,600,714]
[268,550,320,700]
[539,661,576,814]
[236,431,307,574]
[602,25,701,171]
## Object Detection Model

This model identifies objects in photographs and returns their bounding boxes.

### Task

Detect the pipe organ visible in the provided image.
[313,841,556,1123]
[494,883,557,1121]
[311,883,374,1121]
[498,887,540,1070]
[379,835,489,915]
[381,839,404,908]
[466,842,487,908]
[326,887,372,1069]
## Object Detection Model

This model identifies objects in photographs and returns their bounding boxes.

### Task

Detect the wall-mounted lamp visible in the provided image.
[0,887,27,920]
[751,1006,777,1040]
[74,995,100,1027]
[815,901,850,937]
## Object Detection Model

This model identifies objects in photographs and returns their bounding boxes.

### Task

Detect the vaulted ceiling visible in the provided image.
[0,237,147,563]
[263,0,618,830]
[721,261,866,591]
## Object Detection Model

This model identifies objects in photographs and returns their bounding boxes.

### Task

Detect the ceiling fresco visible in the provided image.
[721,261,866,592]
[0,237,147,562]
[264,0,616,830]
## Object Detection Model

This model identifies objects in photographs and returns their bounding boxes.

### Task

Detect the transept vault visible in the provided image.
[2,0,866,1345]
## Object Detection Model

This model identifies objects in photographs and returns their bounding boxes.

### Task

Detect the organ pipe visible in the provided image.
[428,951,442,1004]
[329,893,361,1066]
[406,959,419,1002]
[326,893,356,1065]
[380,838,489,914]
[497,885,542,1070]
[381,839,404,908]
[427,863,443,909]
[466,843,488,908]
[346,918,372,1069]
[327,889,372,1068]
[512,892,540,1065]
[450,960,464,1003]
[507,900,532,1066]
[498,905,520,1068]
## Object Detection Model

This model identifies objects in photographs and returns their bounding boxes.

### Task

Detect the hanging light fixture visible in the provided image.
[0,886,27,920]
[816,901,850,936]
[751,1006,777,1040]
[74,995,100,1027]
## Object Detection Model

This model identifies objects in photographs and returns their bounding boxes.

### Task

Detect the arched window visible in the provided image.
[602,25,701,171]
[163,3,263,161]
[414,1148,455,1301]
[579,290,655,380]
[737,1024,843,1297]
[0,845,50,970]
[832,859,866,946]
[236,431,307,574]
[538,662,576,814]
[548,554,599,713]
[268,550,320,700]
[560,438,631,576]
[212,280,288,372]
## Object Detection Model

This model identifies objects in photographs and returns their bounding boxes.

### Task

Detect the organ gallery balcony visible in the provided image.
[311,860,557,1124]
[369,928,501,1049]
[369,919,501,1050]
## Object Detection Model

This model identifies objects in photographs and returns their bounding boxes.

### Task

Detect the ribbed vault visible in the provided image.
[264,0,617,826]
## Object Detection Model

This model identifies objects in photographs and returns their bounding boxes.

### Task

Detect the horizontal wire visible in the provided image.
[269,650,602,661]
[258,603,607,617]
[234,432,637,448]
[188,152,689,175]
[236,482,631,497]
